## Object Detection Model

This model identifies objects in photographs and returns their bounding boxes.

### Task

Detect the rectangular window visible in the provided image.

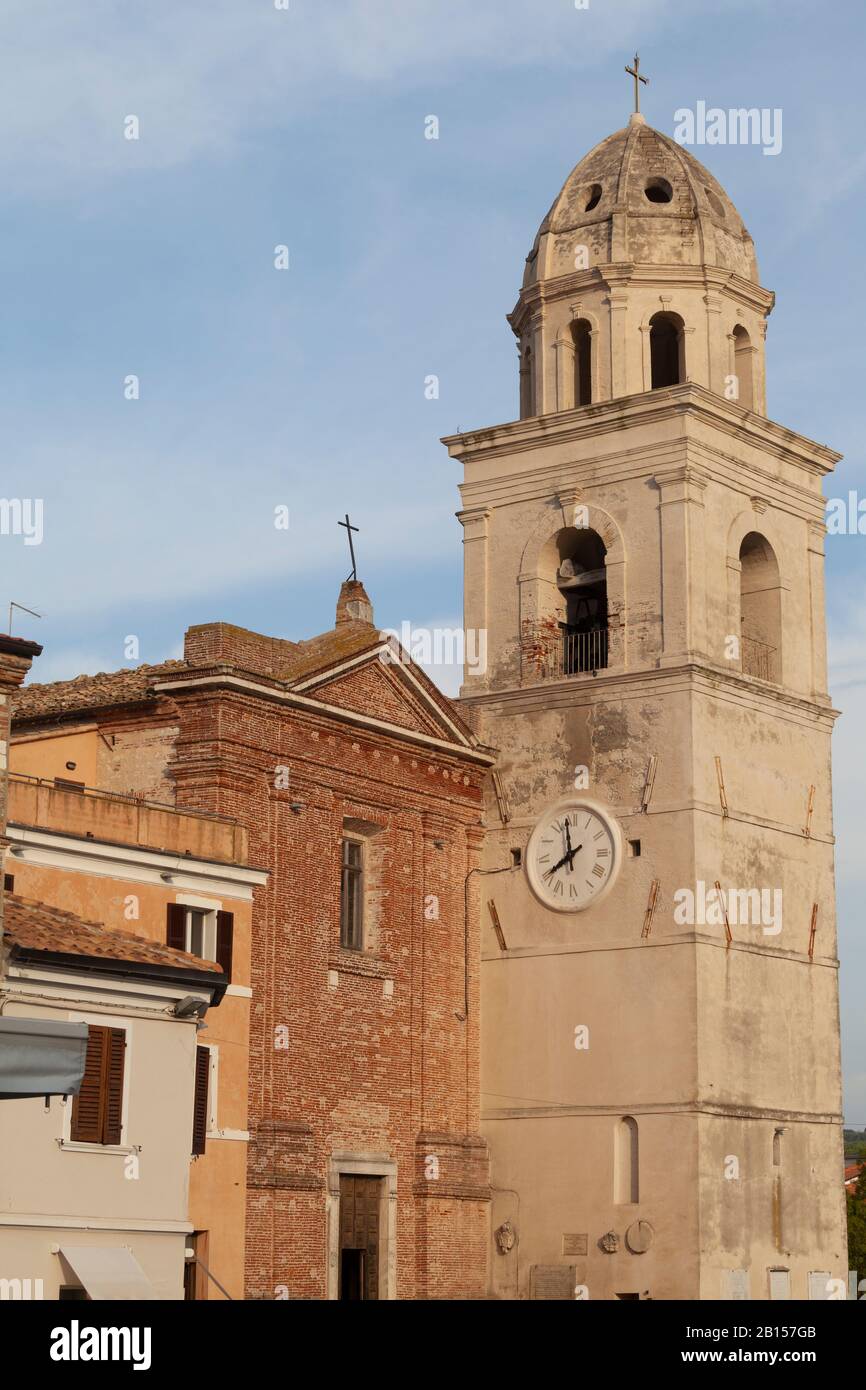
[340,840,364,950]
[191,1046,211,1156]
[188,908,207,959]
[54,777,85,794]
[70,1025,126,1145]
[723,1269,749,1300]
[769,1268,791,1301]
[166,904,233,981]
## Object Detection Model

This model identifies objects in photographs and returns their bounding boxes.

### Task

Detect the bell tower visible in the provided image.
[445,103,847,1300]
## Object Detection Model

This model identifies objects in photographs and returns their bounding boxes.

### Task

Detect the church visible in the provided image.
[6,78,847,1300]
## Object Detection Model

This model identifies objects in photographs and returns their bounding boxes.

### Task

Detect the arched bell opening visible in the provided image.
[649,311,685,388]
[572,318,593,407]
[733,325,755,410]
[519,344,534,418]
[554,527,608,673]
[739,531,781,682]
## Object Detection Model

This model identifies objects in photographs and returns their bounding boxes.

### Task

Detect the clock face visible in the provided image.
[525,798,622,913]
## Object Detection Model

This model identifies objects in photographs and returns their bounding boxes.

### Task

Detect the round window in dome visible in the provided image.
[705,187,726,219]
[644,177,673,204]
[584,183,602,212]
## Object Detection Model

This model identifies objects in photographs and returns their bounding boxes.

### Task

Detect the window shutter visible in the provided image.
[167,902,186,951]
[191,1046,210,1156]
[70,1025,125,1145]
[103,1028,126,1145]
[70,1026,106,1143]
[216,911,233,982]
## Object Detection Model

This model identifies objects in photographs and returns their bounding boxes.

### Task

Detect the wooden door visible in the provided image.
[339,1175,381,1301]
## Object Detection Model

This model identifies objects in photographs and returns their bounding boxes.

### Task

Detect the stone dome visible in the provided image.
[523,113,758,289]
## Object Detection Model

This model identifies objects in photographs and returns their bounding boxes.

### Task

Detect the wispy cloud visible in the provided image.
[0,0,755,192]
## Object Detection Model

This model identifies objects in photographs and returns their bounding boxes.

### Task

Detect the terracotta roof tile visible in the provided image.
[3,895,223,977]
[13,660,187,721]
[11,621,479,750]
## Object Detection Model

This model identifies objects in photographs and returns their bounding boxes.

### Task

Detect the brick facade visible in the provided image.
[12,586,494,1299]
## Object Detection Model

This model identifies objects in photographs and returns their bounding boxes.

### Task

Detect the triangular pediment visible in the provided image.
[292,644,476,750]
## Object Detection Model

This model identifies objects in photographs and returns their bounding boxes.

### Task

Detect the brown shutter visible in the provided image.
[103,1028,126,1145]
[191,1046,210,1156]
[70,1025,106,1143]
[216,911,233,982]
[167,902,186,951]
[70,1026,125,1145]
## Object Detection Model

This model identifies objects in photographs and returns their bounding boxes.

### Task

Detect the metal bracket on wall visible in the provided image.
[808,903,818,960]
[803,785,815,838]
[641,879,660,939]
[715,879,733,947]
[492,770,511,824]
[714,757,729,818]
[487,899,507,952]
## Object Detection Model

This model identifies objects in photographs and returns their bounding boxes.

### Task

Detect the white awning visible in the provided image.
[59,1245,157,1300]
[0,1017,88,1097]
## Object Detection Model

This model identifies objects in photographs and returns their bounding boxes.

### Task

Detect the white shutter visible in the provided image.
[769,1269,791,1300]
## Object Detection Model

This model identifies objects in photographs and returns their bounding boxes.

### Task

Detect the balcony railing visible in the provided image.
[563,627,609,674]
[521,622,609,679]
[740,635,777,682]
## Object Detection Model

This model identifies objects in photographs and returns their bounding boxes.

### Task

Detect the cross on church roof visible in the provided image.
[625,52,649,115]
[338,513,360,582]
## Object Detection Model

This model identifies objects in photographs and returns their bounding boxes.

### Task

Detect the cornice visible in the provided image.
[508,261,775,333]
[6,822,268,895]
[154,673,495,767]
[460,662,838,733]
[442,382,841,477]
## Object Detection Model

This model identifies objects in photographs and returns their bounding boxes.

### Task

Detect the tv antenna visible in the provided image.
[8,601,42,636]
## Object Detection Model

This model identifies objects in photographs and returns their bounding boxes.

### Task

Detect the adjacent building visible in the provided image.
[0,895,225,1299]
[11,582,495,1299]
[3,773,266,1298]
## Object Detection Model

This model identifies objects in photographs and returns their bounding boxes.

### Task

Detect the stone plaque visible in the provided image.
[530,1264,576,1300]
[562,1233,588,1256]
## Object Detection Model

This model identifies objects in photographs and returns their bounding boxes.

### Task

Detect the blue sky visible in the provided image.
[3,0,866,1120]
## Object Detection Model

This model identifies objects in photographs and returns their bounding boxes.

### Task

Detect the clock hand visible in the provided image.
[543,843,583,880]
[543,850,570,879]
[565,818,573,872]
